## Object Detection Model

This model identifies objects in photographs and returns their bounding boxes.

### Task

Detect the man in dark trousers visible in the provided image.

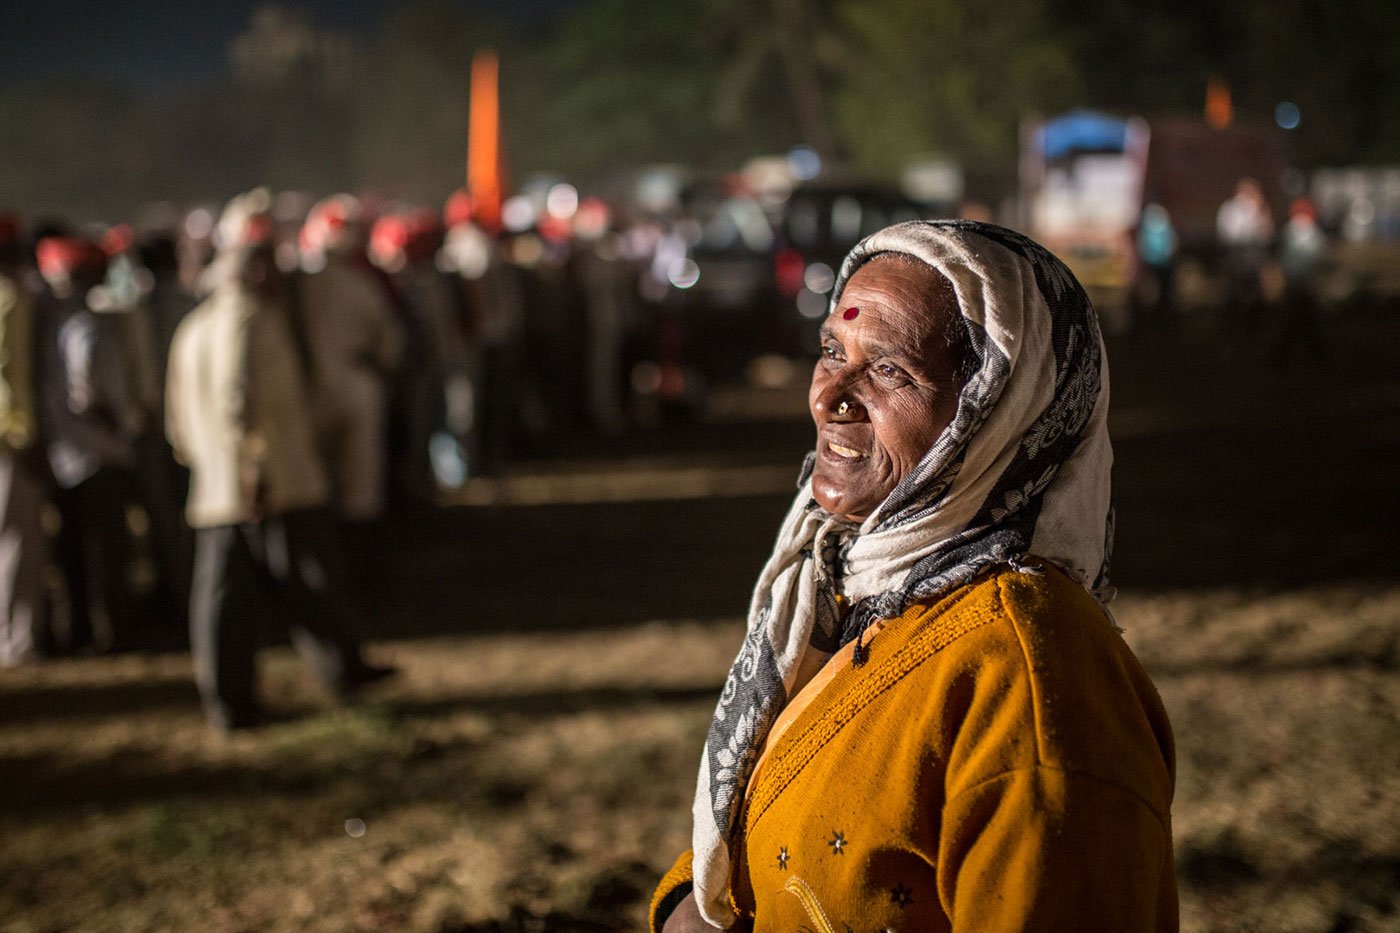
[166,200,391,732]
[33,235,139,654]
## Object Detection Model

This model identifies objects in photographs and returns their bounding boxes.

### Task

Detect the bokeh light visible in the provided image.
[666,257,700,289]
[803,261,835,294]
[788,145,822,181]
[545,183,579,219]
[500,195,536,232]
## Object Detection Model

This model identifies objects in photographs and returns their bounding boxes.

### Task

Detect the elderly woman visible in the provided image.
[653,221,1176,931]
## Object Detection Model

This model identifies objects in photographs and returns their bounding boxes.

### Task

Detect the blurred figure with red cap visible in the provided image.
[297,195,403,536]
[95,221,195,638]
[167,195,393,732]
[1216,177,1276,342]
[1274,196,1330,367]
[369,208,459,498]
[439,187,527,476]
[570,197,634,434]
[32,233,141,654]
[0,214,51,665]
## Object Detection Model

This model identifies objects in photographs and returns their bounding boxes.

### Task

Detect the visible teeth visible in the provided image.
[829,442,863,459]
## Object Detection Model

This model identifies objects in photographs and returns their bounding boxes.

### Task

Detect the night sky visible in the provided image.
[0,0,573,92]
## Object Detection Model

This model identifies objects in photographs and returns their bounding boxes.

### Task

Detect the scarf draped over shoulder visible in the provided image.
[689,219,1116,925]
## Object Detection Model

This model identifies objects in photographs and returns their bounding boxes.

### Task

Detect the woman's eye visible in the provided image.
[821,345,841,362]
[875,362,903,379]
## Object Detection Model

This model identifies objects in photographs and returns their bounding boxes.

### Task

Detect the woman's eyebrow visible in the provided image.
[857,331,931,364]
[820,326,910,363]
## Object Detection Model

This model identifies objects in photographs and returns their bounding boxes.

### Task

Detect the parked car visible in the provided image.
[629,182,783,415]
[658,183,784,385]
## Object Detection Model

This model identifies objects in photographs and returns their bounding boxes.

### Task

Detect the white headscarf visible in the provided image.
[690,220,1115,924]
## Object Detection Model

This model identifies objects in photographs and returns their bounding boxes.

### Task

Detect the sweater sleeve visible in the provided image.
[650,849,695,932]
[938,765,1177,932]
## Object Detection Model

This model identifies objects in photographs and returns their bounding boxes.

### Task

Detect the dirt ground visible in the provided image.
[2,583,1398,932]
[3,316,1399,932]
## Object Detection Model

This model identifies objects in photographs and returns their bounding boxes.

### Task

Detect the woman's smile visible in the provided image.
[822,435,867,461]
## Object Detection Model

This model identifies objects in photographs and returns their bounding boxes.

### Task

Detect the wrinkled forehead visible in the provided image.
[831,222,1039,362]
[834,252,954,312]
[828,255,958,345]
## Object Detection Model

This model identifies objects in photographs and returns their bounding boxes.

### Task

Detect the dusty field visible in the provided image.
[5,316,1399,931]
[2,580,1398,933]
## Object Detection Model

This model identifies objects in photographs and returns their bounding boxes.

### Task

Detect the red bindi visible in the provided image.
[842,306,860,320]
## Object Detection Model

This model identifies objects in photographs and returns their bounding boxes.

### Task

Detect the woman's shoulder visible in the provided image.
[900,560,1122,665]
[867,562,1137,737]
[898,563,1174,808]
[898,561,1157,718]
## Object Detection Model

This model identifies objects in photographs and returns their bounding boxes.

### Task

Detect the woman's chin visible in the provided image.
[812,481,871,524]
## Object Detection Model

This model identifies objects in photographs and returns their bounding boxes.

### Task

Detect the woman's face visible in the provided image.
[808,258,965,523]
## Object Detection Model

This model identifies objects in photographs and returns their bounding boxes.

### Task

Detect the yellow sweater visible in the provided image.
[653,564,1176,932]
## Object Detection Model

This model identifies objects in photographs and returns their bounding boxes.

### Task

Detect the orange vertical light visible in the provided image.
[1206,76,1233,129]
[468,49,502,233]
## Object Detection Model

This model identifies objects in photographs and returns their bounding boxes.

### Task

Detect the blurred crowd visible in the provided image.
[0,183,692,727]
[0,169,1345,726]
[1130,180,1332,363]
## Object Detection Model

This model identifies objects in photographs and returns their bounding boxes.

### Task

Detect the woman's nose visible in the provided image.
[814,375,863,421]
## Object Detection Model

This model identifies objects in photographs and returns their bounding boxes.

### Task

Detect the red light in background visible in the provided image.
[775,248,804,298]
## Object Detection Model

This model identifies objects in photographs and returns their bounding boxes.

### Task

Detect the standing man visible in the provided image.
[1216,177,1275,341]
[0,215,49,665]
[1133,203,1178,333]
[369,209,457,499]
[440,189,524,476]
[569,197,633,435]
[1274,197,1329,367]
[167,207,391,733]
[33,235,139,654]
[298,196,403,584]
[298,195,403,519]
